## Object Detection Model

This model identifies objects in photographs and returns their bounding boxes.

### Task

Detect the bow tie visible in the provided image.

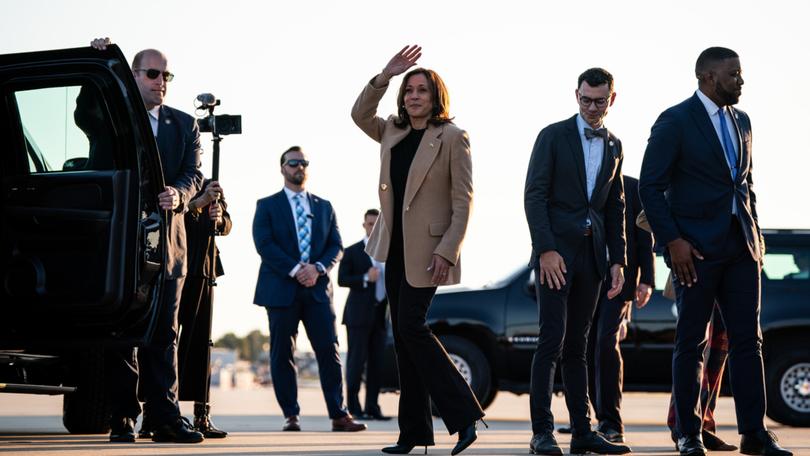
[584,127,608,140]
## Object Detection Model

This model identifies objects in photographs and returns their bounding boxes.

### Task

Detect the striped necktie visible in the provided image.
[294,194,310,263]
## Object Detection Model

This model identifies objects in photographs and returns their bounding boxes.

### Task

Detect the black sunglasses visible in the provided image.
[285,159,309,168]
[134,68,175,82]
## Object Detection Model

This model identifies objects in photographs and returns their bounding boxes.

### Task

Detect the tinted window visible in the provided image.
[14,84,114,173]
[763,248,810,281]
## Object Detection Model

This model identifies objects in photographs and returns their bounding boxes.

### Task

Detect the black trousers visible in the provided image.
[385,236,483,445]
[108,277,184,425]
[672,218,765,436]
[345,303,388,415]
[587,282,631,433]
[530,239,602,436]
[177,275,213,403]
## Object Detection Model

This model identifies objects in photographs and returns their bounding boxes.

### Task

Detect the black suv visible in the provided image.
[382,229,810,427]
[1,46,168,433]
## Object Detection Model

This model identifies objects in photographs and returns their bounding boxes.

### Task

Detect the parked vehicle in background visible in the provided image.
[381,229,810,427]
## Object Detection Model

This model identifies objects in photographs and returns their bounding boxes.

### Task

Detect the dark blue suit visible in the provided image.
[252,190,346,419]
[639,93,765,436]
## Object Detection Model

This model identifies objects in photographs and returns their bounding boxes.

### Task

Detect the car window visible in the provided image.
[14,84,114,173]
[653,254,670,290]
[763,249,810,281]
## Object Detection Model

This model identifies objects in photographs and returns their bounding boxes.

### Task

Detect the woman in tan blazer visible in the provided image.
[351,45,483,455]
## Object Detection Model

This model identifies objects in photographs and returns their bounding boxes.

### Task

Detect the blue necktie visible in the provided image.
[294,194,310,263]
[718,107,738,181]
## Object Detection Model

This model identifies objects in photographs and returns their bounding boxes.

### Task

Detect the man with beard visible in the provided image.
[639,47,791,456]
[252,146,366,433]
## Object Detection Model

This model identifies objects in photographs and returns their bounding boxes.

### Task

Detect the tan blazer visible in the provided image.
[351,76,473,288]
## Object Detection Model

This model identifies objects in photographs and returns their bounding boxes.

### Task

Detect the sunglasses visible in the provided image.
[134,68,175,82]
[285,159,309,168]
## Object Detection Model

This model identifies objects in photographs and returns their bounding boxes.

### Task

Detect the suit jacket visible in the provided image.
[351,76,473,287]
[157,105,203,278]
[524,115,627,277]
[619,176,654,301]
[252,190,343,308]
[639,94,761,262]
[338,240,383,327]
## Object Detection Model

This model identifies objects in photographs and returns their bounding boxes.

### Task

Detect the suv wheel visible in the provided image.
[62,348,111,434]
[432,335,492,416]
[765,345,810,427]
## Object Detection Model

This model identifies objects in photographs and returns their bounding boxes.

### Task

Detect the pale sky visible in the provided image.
[3,1,808,350]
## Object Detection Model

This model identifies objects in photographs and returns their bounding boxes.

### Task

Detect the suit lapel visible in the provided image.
[379,126,410,227]
[403,124,442,208]
[688,95,730,177]
[156,106,175,165]
[563,116,588,200]
[273,192,297,250]
[307,193,321,255]
[592,130,618,197]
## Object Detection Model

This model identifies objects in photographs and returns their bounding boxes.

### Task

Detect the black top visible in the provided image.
[389,128,425,249]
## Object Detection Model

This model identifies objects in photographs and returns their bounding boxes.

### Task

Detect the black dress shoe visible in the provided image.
[556,426,572,434]
[530,432,563,455]
[109,417,136,443]
[195,413,228,438]
[677,434,707,456]
[740,430,793,456]
[282,415,301,431]
[702,430,737,451]
[597,426,625,443]
[571,431,631,455]
[151,417,204,443]
[451,422,478,455]
[381,444,428,454]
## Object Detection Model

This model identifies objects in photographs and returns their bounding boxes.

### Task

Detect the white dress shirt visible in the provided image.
[695,89,740,214]
[147,106,160,137]
[362,237,386,302]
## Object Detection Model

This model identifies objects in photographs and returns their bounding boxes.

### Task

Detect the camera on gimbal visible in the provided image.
[195,93,242,136]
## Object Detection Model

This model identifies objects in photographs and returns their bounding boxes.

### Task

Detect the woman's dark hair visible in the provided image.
[394,68,453,128]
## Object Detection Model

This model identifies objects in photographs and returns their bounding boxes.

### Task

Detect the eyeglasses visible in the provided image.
[285,159,309,168]
[134,68,175,82]
[579,95,609,108]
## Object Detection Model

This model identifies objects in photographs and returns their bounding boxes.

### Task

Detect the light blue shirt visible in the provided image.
[695,89,739,214]
[575,114,605,202]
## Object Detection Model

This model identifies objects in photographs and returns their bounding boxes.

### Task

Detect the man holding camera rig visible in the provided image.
[91,37,206,444]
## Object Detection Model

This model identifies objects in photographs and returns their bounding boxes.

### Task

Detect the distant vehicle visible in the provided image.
[381,229,810,427]
[1,45,169,433]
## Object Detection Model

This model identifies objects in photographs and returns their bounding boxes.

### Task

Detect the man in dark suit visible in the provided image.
[586,175,654,443]
[252,146,365,433]
[90,38,205,444]
[338,209,390,421]
[639,47,791,456]
[524,68,629,456]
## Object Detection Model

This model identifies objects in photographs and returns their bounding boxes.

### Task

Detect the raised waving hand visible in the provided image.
[381,45,422,80]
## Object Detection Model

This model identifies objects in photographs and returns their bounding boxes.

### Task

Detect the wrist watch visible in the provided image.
[315,263,326,276]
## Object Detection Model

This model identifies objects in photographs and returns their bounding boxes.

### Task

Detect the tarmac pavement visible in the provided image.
[1,385,808,455]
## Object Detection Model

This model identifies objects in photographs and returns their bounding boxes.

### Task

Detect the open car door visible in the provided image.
[0,45,166,347]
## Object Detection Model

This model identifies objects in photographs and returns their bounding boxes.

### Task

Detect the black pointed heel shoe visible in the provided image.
[381,444,428,454]
[451,420,482,455]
